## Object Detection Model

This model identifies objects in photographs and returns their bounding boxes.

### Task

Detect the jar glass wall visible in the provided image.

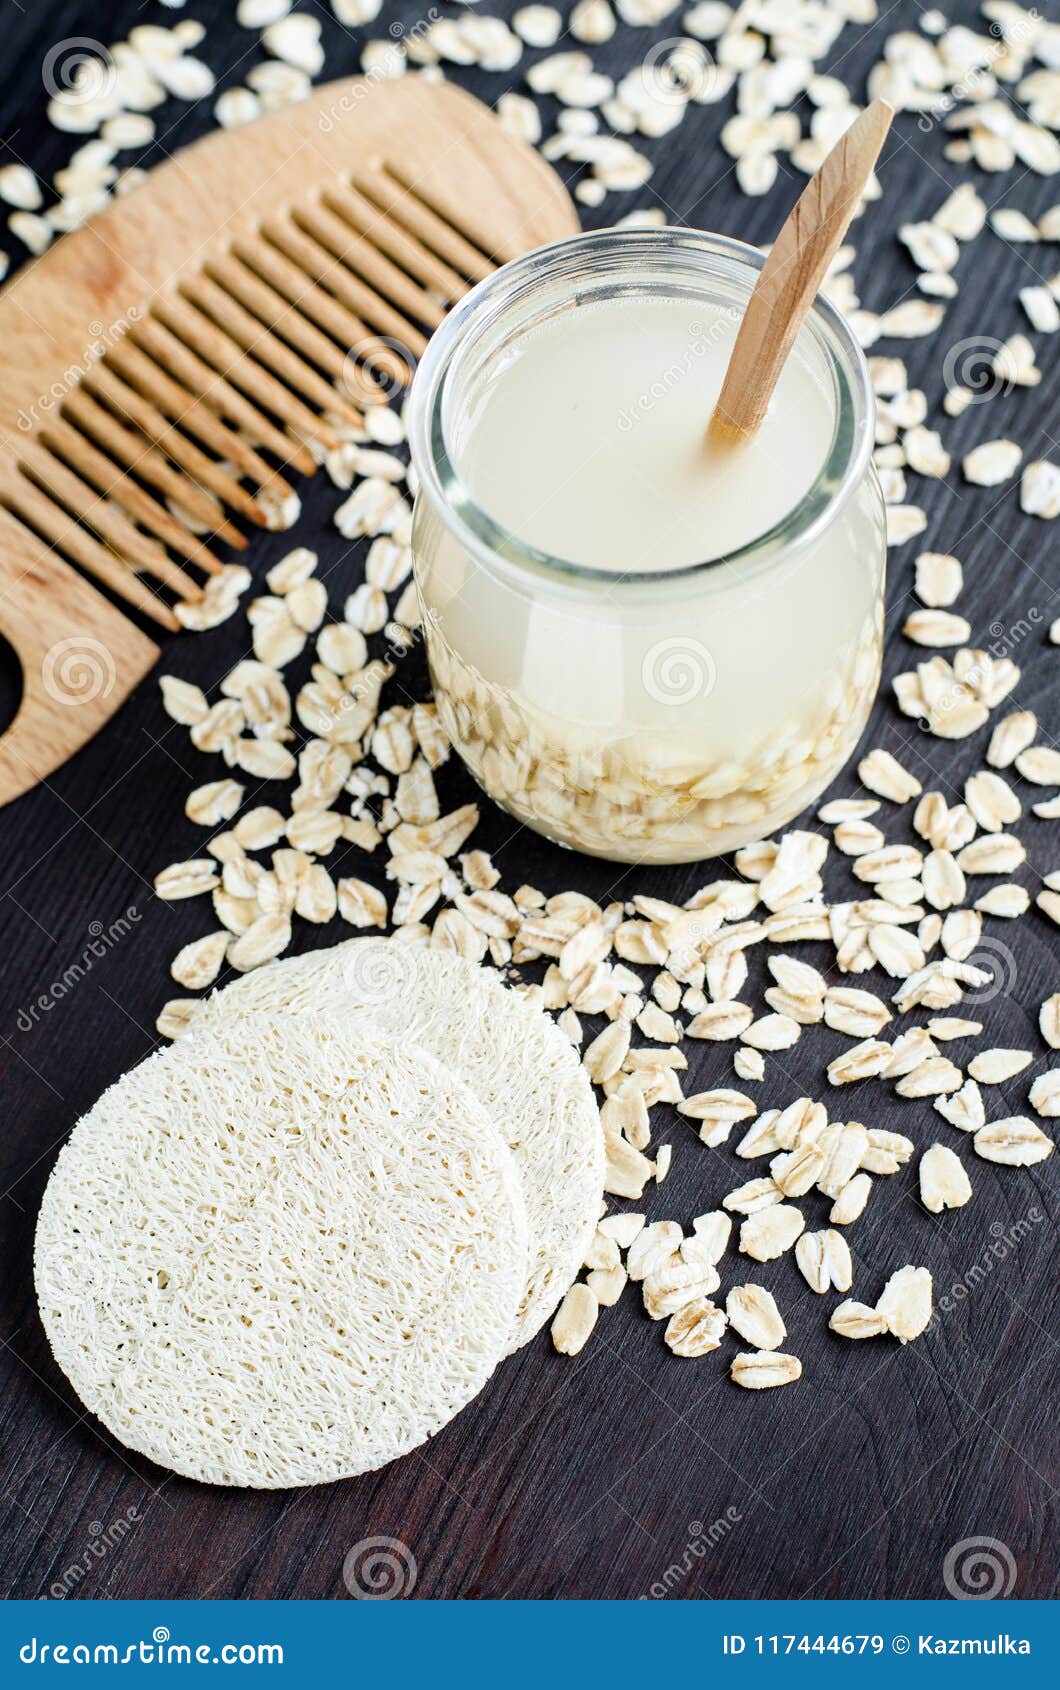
[407,230,886,866]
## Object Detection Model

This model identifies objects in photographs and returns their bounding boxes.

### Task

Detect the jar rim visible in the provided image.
[407,226,877,592]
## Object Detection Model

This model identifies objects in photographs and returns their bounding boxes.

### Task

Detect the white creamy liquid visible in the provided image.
[457,295,836,571]
[413,282,886,861]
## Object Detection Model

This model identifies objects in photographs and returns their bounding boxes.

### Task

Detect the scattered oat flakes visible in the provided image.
[739,1204,804,1262]
[919,1143,972,1213]
[969,1048,1033,1085]
[226,913,291,972]
[155,998,203,1041]
[337,878,387,929]
[974,1116,1053,1166]
[551,1283,598,1355]
[904,610,971,649]
[1016,746,1060,786]
[878,301,945,339]
[587,1263,627,1305]
[795,1229,852,1294]
[990,208,1039,243]
[830,1300,888,1340]
[160,675,208,726]
[915,552,963,608]
[886,504,928,546]
[185,779,244,828]
[664,1298,726,1357]
[963,439,1022,486]
[935,1078,987,1134]
[599,1212,645,1250]
[685,1212,731,1266]
[627,1221,683,1283]
[644,1256,720,1320]
[743,1013,800,1051]
[734,1046,765,1082]
[154,859,219,901]
[730,1350,801,1390]
[1040,996,1060,1051]
[725,1284,785,1352]
[170,931,228,991]
[958,834,1026,875]
[876,1265,932,1343]
[1020,287,1059,334]
[859,748,921,803]
[829,1172,872,1226]
[928,1018,982,1042]
[1020,461,1060,520]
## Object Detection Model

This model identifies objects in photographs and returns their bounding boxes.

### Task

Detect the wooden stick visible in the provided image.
[708,99,893,448]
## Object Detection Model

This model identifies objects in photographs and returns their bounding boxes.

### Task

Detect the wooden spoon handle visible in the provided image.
[709,99,893,447]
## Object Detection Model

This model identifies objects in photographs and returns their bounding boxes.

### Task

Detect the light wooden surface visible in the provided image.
[0,509,158,806]
[0,74,577,804]
[709,100,893,446]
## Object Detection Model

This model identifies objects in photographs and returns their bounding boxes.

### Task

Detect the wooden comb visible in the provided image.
[0,75,578,804]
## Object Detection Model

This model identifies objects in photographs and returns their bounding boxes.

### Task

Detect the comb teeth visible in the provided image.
[20,437,201,598]
[84,361,269,530]
[225,239,381,384]
[323,181,469,303]
[256,217,431,358]
[0,72,581,635]
[109,328,302,496]
[2,468,181,629]
[356,164,496,285]
[180,270,363,419]
[291,201,448,334]
[185,265,354,397]
[62,388,248,551]
[30,164,497,627]
[39,416,225,575]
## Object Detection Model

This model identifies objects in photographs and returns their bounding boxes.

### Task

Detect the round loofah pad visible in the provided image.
[35,1011,529,1488]
[197,938,604,1350]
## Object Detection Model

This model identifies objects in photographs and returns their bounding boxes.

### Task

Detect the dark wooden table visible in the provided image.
[0,0,1056,1603]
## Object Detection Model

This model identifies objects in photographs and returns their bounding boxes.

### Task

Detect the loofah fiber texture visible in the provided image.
[197,937,604,1349]
[35,1011,529,1488]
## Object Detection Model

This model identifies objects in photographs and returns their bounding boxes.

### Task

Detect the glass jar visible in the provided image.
[407,229,886,865]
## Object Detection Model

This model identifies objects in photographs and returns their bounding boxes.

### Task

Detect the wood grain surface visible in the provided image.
[0,0,1056,1603]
